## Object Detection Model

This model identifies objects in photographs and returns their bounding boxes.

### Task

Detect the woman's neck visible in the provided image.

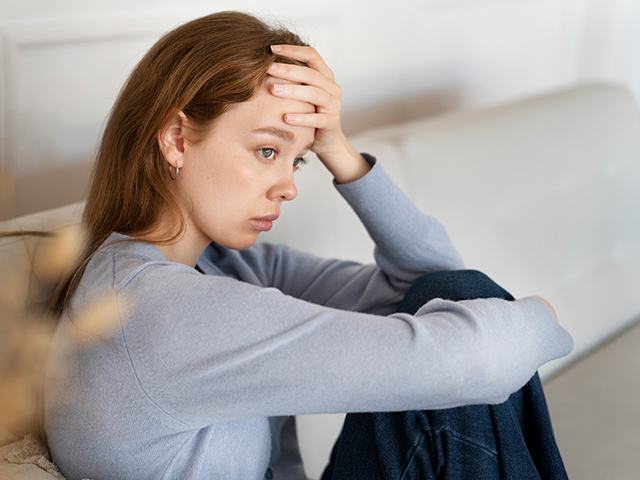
[136,216,208,268]
[152,239,204,267]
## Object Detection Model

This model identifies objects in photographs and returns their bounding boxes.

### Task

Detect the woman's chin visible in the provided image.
[217,233,260,251]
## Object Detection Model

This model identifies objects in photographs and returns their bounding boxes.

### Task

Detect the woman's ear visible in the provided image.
[157,111,188,167]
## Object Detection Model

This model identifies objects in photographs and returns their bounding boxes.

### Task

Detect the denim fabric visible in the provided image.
[321,270,568,480]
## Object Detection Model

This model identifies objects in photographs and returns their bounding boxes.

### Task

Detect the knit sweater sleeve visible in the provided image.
[118,261,571,425]
[334,153,464,280]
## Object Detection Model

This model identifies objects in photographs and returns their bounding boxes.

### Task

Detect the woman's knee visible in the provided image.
[397,269,514,314]
[330,409,501,479]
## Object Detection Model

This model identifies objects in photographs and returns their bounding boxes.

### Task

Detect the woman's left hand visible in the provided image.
[268,45,370,184]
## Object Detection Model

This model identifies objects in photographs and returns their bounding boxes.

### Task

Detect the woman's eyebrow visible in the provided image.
[252,127,295,143]
[252,126,314,151]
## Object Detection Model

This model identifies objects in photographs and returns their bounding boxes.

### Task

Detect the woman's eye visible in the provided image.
[293,157,308,169]
[258,148,276,160]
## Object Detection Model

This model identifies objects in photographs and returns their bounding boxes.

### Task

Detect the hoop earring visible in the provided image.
[169,163,179,180]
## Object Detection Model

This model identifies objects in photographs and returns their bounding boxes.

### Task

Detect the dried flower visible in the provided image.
[35,225,86,282]
[0,170,16,220]
[72,295,123,343]
[0,224,123,436]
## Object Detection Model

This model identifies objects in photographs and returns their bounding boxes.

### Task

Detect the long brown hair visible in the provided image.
[49,11,307,315]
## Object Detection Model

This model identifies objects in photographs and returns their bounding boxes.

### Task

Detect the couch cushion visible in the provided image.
[0,203,84,283]
[389,84,640,378]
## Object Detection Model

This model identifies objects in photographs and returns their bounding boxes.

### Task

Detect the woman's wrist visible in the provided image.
[316,134,371,184]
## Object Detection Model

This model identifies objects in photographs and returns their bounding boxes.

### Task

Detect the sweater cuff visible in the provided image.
[519,296,574,362]
[333,153,394,208]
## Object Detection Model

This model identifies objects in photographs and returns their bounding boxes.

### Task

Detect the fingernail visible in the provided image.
[269,63,278,71]
[271,45,283,52]
[285,114,298,123]
[272,84,284,93]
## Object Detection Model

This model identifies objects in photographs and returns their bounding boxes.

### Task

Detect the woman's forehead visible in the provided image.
[206,86,315,148]
[220,81,314,127]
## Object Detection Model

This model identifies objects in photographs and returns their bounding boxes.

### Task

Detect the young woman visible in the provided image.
[44,11,573,480]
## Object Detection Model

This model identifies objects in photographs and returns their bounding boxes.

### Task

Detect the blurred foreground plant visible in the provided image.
[0,224,121,437]
[0,170,16,221]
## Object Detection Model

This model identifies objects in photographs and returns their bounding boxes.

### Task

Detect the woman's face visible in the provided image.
[176,78,316,251]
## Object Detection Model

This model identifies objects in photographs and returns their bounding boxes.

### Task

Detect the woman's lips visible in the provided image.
[250,215,278,232]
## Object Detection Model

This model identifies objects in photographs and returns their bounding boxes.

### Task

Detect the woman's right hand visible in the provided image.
[267,45,371,184]
[533,296,558,321]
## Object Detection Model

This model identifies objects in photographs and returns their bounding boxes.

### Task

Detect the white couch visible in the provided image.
[1,82,639,479]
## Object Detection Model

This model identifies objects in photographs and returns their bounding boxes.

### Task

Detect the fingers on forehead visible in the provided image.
[269,62,323,85]
[271,45,333,78]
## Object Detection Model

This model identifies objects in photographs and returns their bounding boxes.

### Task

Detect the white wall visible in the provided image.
[0,0,637,219]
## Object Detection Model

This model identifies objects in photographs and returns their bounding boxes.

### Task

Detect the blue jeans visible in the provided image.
[321,270,568,480]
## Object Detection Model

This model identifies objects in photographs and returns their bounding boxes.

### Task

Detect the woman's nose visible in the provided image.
[268,168,298,201]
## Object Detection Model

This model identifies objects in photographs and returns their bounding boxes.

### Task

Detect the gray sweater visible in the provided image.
[44,159,573,480]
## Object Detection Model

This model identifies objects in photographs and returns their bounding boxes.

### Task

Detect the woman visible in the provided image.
[44,11,573,480]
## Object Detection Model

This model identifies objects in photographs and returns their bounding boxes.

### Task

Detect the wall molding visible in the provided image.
[0,13,182,174]
[418,0,540,10]
[0,32,9,172]
[0,8,342,174]
[0,13,181,47]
